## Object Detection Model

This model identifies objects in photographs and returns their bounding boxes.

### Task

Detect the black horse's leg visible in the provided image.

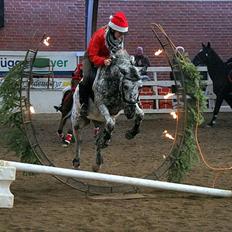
[224,93,232,108]
[125,103,144,139]
[208,93,224,126]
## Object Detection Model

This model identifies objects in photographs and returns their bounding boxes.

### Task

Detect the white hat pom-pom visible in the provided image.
[109,15,113,20]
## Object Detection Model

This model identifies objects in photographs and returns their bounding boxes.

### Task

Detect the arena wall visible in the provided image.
[0,0,231,66]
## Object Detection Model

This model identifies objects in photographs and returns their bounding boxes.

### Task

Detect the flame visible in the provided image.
[170,111,178,119]
[154,49,163,56]
[163,130,174,140]
[164,93,175,99]
[43,36,50,46]
[30,105,35,114]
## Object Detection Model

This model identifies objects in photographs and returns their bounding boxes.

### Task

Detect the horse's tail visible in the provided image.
[71,86,80,126]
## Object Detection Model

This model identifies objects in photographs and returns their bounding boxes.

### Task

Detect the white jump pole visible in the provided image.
[1,160,232,208]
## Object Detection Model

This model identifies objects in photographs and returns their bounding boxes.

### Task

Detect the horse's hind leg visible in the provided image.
[72,118,90,169]
[92,147,104,172]
[57,113,69,139]
[125,103,144,139]
[57,91,73,135]
[224,93,232,108]
[72,124,82,169]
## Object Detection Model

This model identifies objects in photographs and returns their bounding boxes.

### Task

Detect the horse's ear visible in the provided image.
[207,42,211,48]
[202,43,206,48]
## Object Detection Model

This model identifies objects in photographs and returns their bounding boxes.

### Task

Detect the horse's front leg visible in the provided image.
[208,93,224,127]
[125,103,144,139]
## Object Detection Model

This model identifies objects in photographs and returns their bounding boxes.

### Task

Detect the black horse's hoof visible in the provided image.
[72,158,80,169]
[207,121,215,127]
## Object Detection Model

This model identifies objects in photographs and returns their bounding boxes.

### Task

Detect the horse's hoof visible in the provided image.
[72,159,80,169]
[92,164,101,172]
[57,132,64,139]
[125,131,134,140]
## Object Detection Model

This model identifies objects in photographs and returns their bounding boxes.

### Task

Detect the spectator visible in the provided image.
[134,46,150,75]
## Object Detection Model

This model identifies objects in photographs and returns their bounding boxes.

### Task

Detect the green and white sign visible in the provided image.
[0,51,84,72]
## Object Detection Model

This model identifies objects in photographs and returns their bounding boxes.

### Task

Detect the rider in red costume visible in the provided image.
[79,11,129,116]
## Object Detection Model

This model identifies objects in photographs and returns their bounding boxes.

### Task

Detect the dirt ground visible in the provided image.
[0,112,232,232]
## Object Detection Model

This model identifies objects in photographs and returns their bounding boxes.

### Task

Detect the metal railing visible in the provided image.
[140,66,231,113]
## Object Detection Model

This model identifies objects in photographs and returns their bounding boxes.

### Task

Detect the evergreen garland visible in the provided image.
[0,61,38,164]
[167,54,207,182]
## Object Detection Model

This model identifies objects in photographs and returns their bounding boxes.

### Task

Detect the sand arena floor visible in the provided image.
[0,112,232,232]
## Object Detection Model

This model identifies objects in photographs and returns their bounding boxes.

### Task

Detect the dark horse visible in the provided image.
[71,49,144,171]
[192,42,232,126]
[56,87,74,144]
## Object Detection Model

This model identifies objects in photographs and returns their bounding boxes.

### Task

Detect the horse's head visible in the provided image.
[192,42,222,67]
[192,42,230,91]
[121,76,142,104]
[192,42,211,66]
[111,49,142,104]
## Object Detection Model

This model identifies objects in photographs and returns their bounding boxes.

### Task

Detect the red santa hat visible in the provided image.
[108,11,128,33]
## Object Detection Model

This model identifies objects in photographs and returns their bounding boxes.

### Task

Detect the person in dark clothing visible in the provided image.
[79,11,129,117]
[134,46,150,75]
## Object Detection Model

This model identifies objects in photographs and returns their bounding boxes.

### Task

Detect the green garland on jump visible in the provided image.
[0,61,38,164]
[167,54,207,182]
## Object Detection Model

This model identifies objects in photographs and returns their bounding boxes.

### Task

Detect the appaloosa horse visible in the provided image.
[71,49,144,171]
[192,42,232,126]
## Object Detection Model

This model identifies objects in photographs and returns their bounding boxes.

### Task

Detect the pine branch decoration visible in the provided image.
[168,54,207,182]
[0,61,38,164]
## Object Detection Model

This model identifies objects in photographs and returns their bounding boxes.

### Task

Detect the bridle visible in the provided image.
[119,77,139,105]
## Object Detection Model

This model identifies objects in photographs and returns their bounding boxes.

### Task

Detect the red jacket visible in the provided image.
[71,63,83,92]
[87,26,110,66]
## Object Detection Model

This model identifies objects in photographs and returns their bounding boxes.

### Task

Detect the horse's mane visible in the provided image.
[207,46,224,66]
[197,43,231,90]
[108,49,140,82]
